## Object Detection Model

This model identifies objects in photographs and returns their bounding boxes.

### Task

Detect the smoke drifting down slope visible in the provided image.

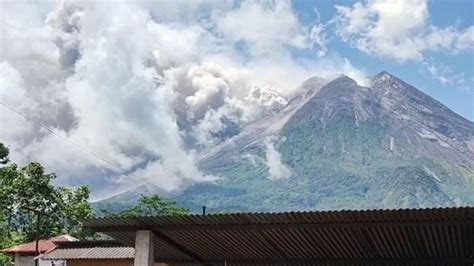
[95,72,474,212]
[0,1,369,198]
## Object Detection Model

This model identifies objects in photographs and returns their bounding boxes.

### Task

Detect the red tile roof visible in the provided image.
[0,235,77,256]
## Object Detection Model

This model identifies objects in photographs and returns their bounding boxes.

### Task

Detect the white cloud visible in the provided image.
[1,1,218,192]
[144,0,232,23]
[334,0,474,62]
[309,23,328,57]
[423,25,474,52]
[422,59,470,90]
[213,0,327,57]
[264,136,291,180]
[0,62,38,148]
[0,0,365,198]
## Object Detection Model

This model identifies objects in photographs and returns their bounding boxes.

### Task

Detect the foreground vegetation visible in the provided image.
[0,142,188,264]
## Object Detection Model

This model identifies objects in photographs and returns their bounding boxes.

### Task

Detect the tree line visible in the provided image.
[0,142,188,264]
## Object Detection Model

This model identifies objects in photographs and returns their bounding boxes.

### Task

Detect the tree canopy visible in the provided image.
[0,143,94,264]
[0,143,8,164]
[102,194,189,218]
[0,141,190,264]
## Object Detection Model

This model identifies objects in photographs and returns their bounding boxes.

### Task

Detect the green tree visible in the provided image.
[0,142,95,264]
[0,144,22,264]
[103,195,189,218]
[1,162,63,240]
[57,186,95,238]
[1,162,94,239]
[0,229,25,265]
[0,143,8,164]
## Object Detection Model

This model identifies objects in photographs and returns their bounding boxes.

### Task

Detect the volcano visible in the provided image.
[95,72,474,213]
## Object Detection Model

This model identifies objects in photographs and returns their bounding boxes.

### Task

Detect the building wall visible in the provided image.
[14,254,35,266]
[67,260,171,266]
[67,259,133,266]
[13,254,66,266]
[39,259,67,266]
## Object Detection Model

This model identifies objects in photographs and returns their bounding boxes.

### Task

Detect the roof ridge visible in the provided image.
[87,206,474,222]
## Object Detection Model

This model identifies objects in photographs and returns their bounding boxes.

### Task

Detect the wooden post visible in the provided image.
[134,230,154,266]
[35,212,40,266]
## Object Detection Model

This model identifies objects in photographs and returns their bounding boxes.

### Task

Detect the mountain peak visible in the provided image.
[377,70,391,76]
[98,70,474,213]
[371,71,410,92]
[373,71,397,82]
[329,74,358,86]
[299,76,327,91]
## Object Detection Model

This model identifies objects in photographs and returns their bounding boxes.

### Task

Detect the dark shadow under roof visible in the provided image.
[83,207,474,265]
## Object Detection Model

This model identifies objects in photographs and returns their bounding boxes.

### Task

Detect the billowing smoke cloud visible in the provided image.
[264,137,291,180]
[0,0,366,199]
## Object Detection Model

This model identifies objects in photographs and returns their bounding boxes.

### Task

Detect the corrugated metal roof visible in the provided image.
[87,207,472,228]
[54,240,125,249]
[83,207,474,264]
[41,247,134,260]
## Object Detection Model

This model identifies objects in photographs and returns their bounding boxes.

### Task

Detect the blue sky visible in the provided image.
[291,0,473,120]
[0,0,473,198]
